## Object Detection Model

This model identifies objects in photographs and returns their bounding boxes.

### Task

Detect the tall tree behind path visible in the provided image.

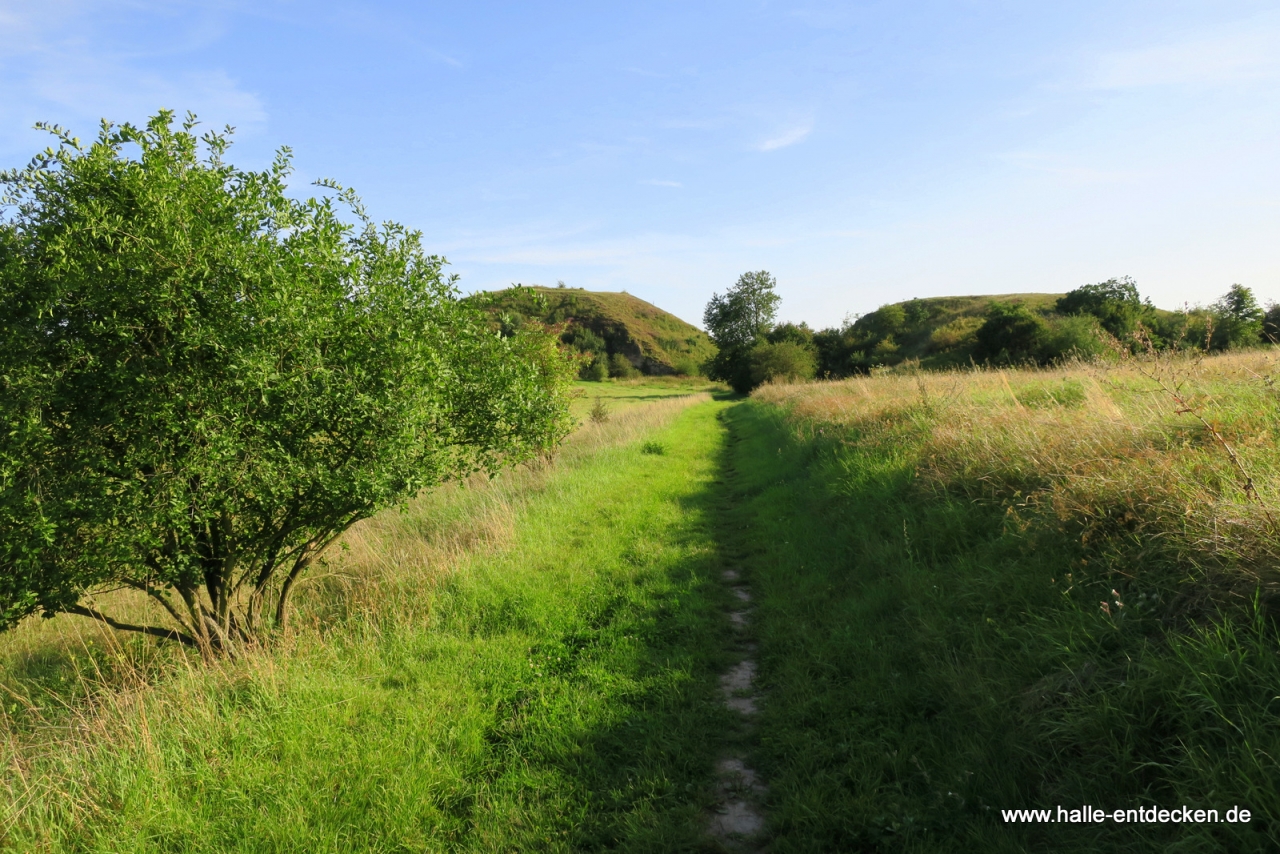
[703,270,781,393]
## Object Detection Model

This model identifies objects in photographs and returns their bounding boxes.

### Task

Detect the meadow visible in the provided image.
[742,350,1280,851]
[2,353,1278,852]
[1,389,738,852]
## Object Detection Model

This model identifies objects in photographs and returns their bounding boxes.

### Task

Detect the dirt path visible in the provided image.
[705,413,769,852]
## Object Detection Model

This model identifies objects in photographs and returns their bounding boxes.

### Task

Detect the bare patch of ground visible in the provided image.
[706,566,768,851]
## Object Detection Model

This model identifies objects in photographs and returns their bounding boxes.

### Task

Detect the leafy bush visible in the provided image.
[748,341,817,387]
[1263,302,1280,343]
[670,355,701,376]
[974,302,1049,364]
[927,316,984,353]
[582,353,610,381]
[608,352,639,379]
[1041,313,1107,362]
[0,112,575,653]
[1210,284,1263,350]
[563,325,606,354]
[589,397,610,423]
[766,322,815,348]
[1056,277,1147,338]
[639,440,666,455]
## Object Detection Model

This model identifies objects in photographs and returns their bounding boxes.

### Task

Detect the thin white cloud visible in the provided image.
[31,65,266,127]
[640,179,682,188]
[0,0,266,147]
[759,123,812,151]
[1092,15,1280,89]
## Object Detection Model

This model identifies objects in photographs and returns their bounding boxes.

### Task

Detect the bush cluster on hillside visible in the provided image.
[702,272,1272,391]
[808,278,1271,378]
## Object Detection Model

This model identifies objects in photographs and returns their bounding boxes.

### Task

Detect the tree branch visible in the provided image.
[67,605,200,648]
[119,578,198,637]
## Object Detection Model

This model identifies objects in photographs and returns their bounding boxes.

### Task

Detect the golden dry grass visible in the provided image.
[754,351,1280,609]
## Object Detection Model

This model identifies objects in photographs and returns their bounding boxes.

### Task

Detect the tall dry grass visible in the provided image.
[743,352,1280,848]
[755,351,1280,615]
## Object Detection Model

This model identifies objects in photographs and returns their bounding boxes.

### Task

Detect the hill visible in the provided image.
[470,286,716,376]
[813,291,1191,374]
[857,292,1062,364]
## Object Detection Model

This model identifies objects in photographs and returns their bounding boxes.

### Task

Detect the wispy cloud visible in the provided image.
[0,1,266,136]
[1092,15,1280,89]
[759,123,812,151]
[640,179,682,188]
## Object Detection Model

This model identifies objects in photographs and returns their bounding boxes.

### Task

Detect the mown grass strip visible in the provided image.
[2,400,736,853]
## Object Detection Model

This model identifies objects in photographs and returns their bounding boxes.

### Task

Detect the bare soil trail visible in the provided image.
[704,412,770,853]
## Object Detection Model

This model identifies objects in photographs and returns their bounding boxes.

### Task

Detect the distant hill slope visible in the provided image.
[470,286,716,375]
[854,293,1064,367]
[823,291,1188,372]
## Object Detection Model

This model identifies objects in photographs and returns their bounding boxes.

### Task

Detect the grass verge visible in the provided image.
[1,396,735,852]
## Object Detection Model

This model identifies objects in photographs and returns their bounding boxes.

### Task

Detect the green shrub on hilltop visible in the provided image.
[973,302,1050,364]
[1055,276,1148,339]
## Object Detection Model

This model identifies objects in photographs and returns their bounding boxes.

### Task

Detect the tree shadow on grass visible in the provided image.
[459,404,749,852]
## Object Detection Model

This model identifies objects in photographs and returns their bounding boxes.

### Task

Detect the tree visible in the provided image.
[703,270,781,393]
[973,302,1049,364]
[1263,302,1280,344]
[0,112,576,654]
[1055,277,1147,339]
[608,352,639,378]
[1210,284,1263,350]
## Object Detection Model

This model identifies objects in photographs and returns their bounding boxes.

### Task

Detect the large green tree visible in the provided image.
[1055,277,1149,340]
[1210,283,1263,350]
[0,112,575,655]
[703,270,781,392]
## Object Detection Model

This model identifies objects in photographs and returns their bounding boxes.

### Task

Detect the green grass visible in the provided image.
[9,351,1278,852]
[1,399,740,852]
[570,377,723,419]
[725,365,1280,852]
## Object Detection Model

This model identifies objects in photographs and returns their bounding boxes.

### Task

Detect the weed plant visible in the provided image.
[738,351,1280,851]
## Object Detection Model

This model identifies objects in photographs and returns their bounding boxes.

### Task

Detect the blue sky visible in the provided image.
[2,1,1278,328]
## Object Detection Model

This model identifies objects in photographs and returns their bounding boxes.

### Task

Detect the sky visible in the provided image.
[2,0,1278,328]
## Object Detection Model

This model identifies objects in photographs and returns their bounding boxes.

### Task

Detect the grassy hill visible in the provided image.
[470,286,716,376]
[857,292,1063,365]
[821,291,1191,373]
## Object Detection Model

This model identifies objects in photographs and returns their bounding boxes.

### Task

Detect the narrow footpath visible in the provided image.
[705,410,770,852]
